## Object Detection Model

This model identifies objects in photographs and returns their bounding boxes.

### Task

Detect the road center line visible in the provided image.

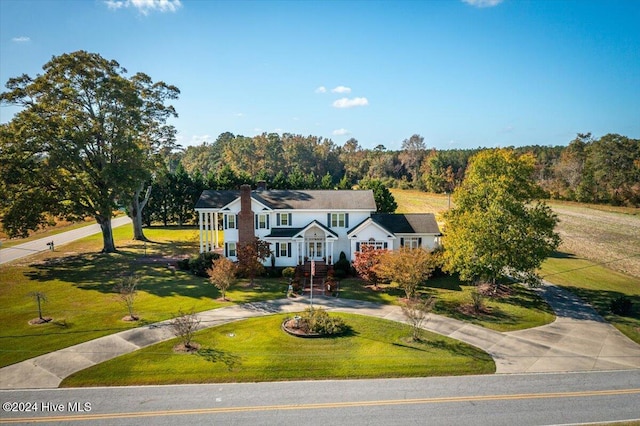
[3,388,640,423]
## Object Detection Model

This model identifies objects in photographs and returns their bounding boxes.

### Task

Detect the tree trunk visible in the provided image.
[130,184,152,241]
[98,216,117,253]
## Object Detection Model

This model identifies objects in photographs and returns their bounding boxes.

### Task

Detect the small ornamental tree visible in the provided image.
[401,296,436,341]
[374,248,438,299]
[207,257,237,301]
[170,309,201,351]
[114,273,139,321]
[236,237,272,286]
[353,245,386,288]
[28,291,50,324]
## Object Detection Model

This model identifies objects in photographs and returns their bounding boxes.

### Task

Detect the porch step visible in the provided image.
[299,261,328,278]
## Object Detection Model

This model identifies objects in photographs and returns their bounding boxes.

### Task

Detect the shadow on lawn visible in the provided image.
[23,250,212,299]
[197,347,242,370]
[559,286,640,321]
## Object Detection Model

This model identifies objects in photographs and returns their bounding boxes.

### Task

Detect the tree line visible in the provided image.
[2,51,637,254]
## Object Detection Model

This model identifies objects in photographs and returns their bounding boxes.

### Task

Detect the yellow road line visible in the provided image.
[3,388,640,423]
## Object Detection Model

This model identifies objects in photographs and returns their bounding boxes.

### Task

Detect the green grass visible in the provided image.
[540,253,640,344]
[337,275,555,332]
[61,313,495,387]
[0,225,288,368]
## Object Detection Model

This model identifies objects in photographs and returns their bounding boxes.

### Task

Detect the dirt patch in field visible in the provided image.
[550,203,640,278]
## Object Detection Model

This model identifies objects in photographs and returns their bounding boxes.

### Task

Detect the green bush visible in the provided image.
[282,267,296,279]
[186,252,221,277]
[333,251,350,277]
[610,296,633,316]
[299,307,348,335]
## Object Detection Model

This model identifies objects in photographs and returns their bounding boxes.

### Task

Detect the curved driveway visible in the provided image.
[1,282,639,389]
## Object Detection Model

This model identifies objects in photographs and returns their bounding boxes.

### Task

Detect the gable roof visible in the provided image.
[195,189,376,211]
[195,190,239,209]
[370,213,441,235]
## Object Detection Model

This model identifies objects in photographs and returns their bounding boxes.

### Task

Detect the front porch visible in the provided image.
[295,261,338,296]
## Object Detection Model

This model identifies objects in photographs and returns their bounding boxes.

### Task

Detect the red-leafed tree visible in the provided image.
[353,245,387,288]
[236,237,272,286]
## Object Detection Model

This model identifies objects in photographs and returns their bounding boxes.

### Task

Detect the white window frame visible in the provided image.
[331,213,346,228]
[279,243,289,257]
[257,213,269,229]
[227,242,237,257]
[361,238,386,250]
[226,214,236,229]
[403,237,420,249]
[278,212,290,226]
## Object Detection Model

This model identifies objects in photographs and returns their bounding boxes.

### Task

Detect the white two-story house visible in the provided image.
[195,184,441,267]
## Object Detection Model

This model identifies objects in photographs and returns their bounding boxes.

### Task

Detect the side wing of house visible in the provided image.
[348,213,442,253]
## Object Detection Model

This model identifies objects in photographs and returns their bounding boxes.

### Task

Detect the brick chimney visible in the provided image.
[238,184,255,244]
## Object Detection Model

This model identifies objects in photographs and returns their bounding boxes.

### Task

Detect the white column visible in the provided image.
[204,211,210,252]
[214,212,219,248]
[209,212,214,250]
[199,211,204,253]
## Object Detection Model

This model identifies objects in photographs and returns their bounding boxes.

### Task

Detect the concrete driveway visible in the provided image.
[0,216,131,265]
[1,282,639,389]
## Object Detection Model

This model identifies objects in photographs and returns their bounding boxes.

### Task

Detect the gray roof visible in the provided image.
[194,190,239,209]
[195,189,376,211]
[370,213,441,235]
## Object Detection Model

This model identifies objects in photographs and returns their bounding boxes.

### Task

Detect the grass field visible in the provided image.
[390,189,640,343]
[61,313,495,387]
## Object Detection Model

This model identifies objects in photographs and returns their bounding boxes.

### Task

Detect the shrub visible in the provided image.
[187,252,221,277]
[470,288,485,314]
[282,267,296,279]
[177,258,190,271]
[299,307,348,335]
[333,251,350,277]
[610,296,633,316]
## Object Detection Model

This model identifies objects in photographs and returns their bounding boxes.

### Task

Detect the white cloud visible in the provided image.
[315,86,327,94]
[462,0,503,8]
[11,36,30,43]
[190,134,211,145]
[332,97,369,108]
[332,128,350,136]
[105,0,182,15]
[331,86,351,94]
[234,112,244,117]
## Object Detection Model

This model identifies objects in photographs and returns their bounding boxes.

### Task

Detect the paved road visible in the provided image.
[0,217,132,265]
[1,371,639,425]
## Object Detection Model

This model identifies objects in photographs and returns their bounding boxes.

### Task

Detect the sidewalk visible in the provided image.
[0,216,132,265]
[1,284,639,389]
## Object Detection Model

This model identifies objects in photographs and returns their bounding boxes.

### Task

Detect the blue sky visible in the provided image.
[1,0,638,150]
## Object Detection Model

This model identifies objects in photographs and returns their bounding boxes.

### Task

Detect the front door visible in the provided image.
[307,239,324,260]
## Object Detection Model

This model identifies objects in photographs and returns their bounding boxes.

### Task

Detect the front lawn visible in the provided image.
[0,225,288,368]
[61,313,495,387]
[337,275,555,332]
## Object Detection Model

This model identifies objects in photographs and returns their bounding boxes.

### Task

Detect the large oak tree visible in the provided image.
[442,149,560,286]
[0,51,179,252]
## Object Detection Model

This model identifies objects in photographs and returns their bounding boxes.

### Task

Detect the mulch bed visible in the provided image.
[28,317,53,325]
[173,342,201,353]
